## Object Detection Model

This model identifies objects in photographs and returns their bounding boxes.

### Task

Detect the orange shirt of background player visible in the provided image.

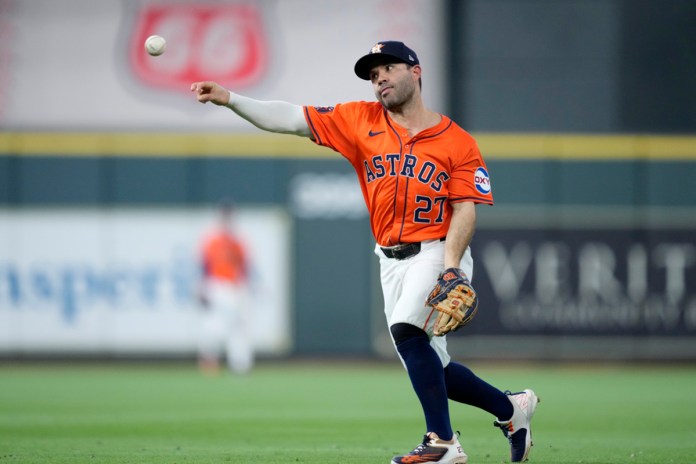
[304,101,494,247]
[201,232,247,284]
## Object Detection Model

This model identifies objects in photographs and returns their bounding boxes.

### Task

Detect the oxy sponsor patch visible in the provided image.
[474,167,491,194]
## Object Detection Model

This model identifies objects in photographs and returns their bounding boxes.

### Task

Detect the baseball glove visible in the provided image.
[426,268,478,336]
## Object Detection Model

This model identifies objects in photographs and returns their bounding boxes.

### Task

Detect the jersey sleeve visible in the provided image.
[303,102,361,162]
[448,142,494,205]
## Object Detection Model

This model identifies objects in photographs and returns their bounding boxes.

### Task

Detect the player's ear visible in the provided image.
[411,65,423,89]
[411,64,422,80]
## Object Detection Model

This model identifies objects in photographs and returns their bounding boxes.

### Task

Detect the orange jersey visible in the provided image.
[304,101,493,246]
[201,230,247,283]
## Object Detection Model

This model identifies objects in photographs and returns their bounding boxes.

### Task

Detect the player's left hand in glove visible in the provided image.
[426,267,478,336]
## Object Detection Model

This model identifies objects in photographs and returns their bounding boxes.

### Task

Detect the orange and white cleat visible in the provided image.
[391,431,468,464]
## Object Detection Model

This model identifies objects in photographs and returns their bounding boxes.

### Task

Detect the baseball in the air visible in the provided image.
[144,35,166,56]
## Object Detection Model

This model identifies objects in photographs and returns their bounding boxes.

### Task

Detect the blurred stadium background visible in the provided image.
[1,0,695,364]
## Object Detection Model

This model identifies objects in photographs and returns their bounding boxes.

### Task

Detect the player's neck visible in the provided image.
[387,100,441,138]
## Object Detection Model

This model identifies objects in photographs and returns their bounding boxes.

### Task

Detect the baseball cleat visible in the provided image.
[391,431,468,464]
[493,389,540,462]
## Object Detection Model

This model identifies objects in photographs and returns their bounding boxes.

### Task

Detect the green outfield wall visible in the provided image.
[1,133,695,359]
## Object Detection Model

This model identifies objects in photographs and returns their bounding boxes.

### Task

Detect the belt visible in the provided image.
[380,242,421,260]
[380,238,446,260]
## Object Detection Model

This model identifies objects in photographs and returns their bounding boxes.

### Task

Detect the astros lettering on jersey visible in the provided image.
[304,101,493,246]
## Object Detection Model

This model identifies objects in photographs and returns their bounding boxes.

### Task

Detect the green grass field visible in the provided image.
[1,361,694,464]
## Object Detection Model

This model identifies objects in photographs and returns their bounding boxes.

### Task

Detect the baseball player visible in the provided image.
[191,41,539,463]
[197,200,253,375]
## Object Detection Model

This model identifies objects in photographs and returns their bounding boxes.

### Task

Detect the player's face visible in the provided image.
[369,63,418,111]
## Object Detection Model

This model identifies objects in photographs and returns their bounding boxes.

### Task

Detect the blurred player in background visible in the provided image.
[191,41,538,462]
[197,199,253,375]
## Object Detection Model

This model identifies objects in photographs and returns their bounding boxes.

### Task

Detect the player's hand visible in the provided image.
[190,81,230,106]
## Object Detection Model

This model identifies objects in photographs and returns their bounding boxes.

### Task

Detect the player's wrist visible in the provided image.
[224,90,235,108]
[442,266,464,275]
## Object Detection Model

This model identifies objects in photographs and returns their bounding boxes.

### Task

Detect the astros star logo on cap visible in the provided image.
[370,43,384,54]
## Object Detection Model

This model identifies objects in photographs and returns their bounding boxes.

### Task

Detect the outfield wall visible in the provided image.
[1,134,695,360]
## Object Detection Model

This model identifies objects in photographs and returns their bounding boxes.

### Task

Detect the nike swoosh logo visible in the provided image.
[368,130,385,137]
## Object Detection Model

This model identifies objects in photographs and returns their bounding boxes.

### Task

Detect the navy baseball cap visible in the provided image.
[354,41,420,80]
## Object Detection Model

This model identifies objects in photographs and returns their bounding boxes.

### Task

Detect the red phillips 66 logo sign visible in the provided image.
[130,3,268,91]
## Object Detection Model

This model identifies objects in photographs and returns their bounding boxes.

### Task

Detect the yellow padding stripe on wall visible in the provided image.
[0,132,330,158]
[1,132,695,160]
[475,134,696,160]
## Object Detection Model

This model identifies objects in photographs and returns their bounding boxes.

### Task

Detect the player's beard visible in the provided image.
[376,77,417,112]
